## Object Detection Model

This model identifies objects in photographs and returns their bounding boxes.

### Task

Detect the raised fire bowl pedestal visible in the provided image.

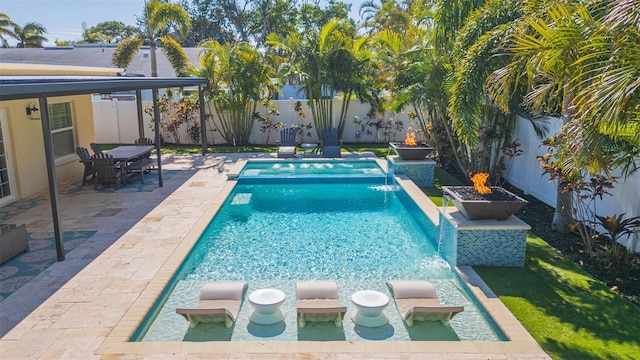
[388,155,436,187]
[438,186,531,267]
[439,208,531,267]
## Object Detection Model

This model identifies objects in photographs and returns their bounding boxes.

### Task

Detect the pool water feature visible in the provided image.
[238,160,387,179]
[135,160,505,342]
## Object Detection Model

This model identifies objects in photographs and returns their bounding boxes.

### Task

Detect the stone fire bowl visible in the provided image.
[442,186,528,220]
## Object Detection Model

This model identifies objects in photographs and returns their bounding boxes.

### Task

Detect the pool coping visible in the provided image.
[92,159,548,358]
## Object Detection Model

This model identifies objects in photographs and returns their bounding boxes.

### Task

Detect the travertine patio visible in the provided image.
[0,153,549,359]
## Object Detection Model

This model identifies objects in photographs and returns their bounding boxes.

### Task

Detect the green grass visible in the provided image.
[475,235,640,360]
[421,167,464,206]
[102,143,391,157]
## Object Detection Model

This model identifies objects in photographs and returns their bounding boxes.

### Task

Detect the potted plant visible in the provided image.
[389,127,434,160]
[443,173,528,220]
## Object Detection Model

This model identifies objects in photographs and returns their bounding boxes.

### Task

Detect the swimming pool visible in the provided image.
[135,160,505,342]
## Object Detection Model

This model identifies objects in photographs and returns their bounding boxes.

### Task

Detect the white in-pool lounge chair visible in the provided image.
[176,281,247,328]
[296,280,347,328]
[387,280,464,326]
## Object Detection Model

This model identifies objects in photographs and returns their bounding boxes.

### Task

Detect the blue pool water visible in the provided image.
[136,161,504,342]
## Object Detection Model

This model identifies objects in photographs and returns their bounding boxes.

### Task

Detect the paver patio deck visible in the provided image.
[0,153,550,359]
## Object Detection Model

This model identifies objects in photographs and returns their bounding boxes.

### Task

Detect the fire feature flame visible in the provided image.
[404,127,417,146]
[470,173,492,195]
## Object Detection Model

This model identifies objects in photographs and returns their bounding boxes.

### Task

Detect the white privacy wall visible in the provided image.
[505,116,640,251]
[93,99,415,145]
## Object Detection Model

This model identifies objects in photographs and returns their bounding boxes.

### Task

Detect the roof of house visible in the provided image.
[0,44,202,77]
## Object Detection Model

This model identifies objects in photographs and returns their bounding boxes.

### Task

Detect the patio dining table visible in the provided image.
[105,145,156,184]
[105,145,154,163]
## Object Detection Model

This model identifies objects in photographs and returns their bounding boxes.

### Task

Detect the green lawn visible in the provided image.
[476,235,640,360]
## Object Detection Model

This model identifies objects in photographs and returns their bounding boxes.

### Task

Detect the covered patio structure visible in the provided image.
[0,76,209,262]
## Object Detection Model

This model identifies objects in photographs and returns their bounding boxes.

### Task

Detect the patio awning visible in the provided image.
[0,76,208,100]
[0,75,209,261]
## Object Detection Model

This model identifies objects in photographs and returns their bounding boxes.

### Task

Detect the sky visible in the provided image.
[1,0,364,47]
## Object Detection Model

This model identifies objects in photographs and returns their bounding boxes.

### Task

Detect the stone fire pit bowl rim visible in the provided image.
[442,185,528,220]
[389,142,434,160]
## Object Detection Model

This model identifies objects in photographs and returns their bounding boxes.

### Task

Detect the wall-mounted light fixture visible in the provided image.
[26,102,40,120]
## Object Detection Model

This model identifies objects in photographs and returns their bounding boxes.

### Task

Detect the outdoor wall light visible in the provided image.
[26,102,40,119]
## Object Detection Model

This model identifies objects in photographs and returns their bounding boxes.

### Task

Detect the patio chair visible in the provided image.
[92,153,125,190]
[134,137,155,171]
[277,128,297,158]
[321,127,341,158]
[296,280,347,328]
[134,137,154,146]
[90,142,103,155]
[387,280,464,326]
[176,281,248,328]
[75,147,96,186]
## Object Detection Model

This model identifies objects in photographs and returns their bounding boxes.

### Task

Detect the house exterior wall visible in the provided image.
[0,62,119,202]
[0,95,95,199]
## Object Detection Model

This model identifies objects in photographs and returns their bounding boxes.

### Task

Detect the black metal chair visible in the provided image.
[75,147,96,186]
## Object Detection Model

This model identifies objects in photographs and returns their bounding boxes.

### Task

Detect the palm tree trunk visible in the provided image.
[552,180,573,233]
[150,41,158,77]
[552,83,574,233]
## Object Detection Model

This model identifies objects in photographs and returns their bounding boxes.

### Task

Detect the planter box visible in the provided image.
[0,224,28,264]
[389,142,434,160]
[443,186,528,220]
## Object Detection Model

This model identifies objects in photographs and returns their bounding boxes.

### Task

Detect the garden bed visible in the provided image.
[503,183,640,307]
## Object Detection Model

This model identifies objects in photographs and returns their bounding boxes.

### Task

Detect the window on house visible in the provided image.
[48,102,75,159]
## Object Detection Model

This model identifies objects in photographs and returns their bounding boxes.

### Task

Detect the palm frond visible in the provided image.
[111,38,143,68]
[159,35,189,77]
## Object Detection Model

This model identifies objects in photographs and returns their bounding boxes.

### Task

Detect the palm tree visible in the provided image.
[112,0,191,77]
[13,22,47,48]
[483,1,598,232]
[267,18,369,138]
[192,40,278,145]
[569,0,640,175]
[359,0,411,35]
[0,13,17,47]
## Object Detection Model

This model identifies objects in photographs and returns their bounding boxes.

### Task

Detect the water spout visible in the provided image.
[437,190,453,256]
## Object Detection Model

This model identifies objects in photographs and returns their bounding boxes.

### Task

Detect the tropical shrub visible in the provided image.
[193,40,278,145]
[144,89,199,145]
[595,214,640,277]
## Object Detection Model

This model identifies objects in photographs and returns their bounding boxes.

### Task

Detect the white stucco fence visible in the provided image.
[93,99,413,145]
[506,116,640,251]
[92,101,640,250]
